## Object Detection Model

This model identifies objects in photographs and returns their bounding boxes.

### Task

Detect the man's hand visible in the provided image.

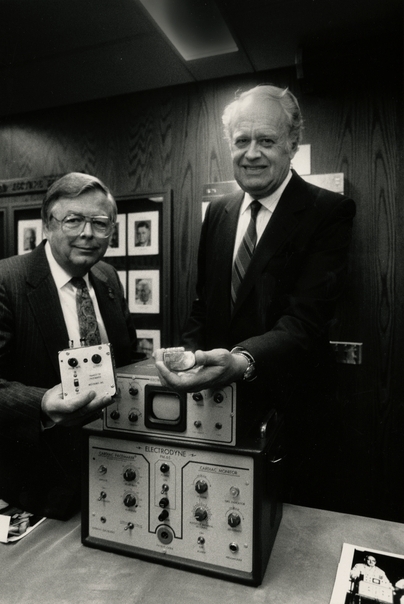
[153,347,248,392]
[41,383,113,427]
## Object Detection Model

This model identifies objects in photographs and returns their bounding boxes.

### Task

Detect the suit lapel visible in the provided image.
[218,191,244,273]
[232,172,307,315]
[209,192,243,323]
[26,243,69,374]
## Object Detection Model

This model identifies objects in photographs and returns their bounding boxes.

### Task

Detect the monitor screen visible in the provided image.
[151,393,181,421]
[144,385,187,432]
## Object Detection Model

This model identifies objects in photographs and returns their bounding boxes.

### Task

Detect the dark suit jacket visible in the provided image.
[0,242,137,518]
[182,171,356,415]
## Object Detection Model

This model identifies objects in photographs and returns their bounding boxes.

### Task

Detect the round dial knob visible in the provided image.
[110,410,120,420]
[68,357,78,367]
[158,509,169,522]
[160,463,170,474]
[192,392,203,402]
[195,480,208,494]
[213,392,224,404]
[129,386,139,396]
[227,513,241,528]
[91,354,102,364]
[123,493,137,507]
[128,412,139,423]
[159,497,169,508]
[194,507,208,522]
[123,468,136,482]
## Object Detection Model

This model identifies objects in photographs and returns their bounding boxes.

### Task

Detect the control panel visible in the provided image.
[105,366,236,445]
[59,343,117,401]
[83,431,283,585]
[86,435,253,571]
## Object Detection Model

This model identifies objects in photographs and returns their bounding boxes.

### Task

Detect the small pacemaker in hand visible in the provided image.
[163,347,196,372]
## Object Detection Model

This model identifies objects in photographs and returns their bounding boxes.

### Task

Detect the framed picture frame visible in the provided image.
[105,214,126,257]
[127,211,159,256]
[17,219,42,255]
[136,329,161,359]
[128,269,160,314]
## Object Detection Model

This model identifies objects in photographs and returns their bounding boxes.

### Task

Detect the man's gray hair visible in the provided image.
[222,85,303,152]
[41,172,117,224]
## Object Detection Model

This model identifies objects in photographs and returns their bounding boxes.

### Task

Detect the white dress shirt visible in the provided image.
[45,242,108,348]
[233,170,293,261]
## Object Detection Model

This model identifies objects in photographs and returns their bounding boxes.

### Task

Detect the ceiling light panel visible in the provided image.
[137,0,238,61]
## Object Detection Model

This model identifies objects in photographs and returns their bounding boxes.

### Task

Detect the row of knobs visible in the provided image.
[98,466,241,526]
[100,492,240,527]
[127,387,225,404]
[107,387,227,423]
[109,409,223,430]
[67,354,102,367]
[193,506,241,527]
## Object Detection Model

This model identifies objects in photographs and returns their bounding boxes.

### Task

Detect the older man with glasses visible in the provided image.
[0,172,138,519]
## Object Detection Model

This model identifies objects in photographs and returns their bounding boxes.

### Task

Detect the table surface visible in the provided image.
[1,504,403,604]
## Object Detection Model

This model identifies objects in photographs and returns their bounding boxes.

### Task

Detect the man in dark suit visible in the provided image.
[0,172,138,519]
[155,85,355,504]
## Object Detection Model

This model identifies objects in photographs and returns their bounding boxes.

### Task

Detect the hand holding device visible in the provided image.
[41,383,112,427]
[154,347,247,392]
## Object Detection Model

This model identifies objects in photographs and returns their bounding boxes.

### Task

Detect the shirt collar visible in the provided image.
[241,169,293,214]
[44,241,90,289]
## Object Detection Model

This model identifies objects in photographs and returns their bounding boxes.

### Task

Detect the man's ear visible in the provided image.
[289,139,299,159]
[42,220,51,240]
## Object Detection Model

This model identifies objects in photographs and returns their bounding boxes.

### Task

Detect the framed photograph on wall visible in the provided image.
[105,214,126,257]
[127,211,159,256]
[128,269,160,314]
[136,329,161,359]
[17,219,43,255]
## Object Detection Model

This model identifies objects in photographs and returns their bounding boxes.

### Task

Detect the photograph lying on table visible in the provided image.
[18,219,43,255]
[105,214,126,257]
[128,270,159,314]
[127,211,159,256]
[136,329,161,359]
[330,543,404,604]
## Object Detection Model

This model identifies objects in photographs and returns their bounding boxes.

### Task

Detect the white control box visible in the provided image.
[59,343,117,401]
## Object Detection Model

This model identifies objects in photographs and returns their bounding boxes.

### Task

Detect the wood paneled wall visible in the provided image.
[0,58,402,520]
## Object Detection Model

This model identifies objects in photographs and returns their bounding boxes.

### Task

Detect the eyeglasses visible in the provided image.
[50,213,115,238]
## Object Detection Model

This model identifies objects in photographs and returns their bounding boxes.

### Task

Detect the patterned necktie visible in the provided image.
[231,200,261,308]
[70,277,101,346]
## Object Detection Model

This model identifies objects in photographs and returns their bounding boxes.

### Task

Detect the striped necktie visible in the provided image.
[231,200,261,308]
[70,277,101,346]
